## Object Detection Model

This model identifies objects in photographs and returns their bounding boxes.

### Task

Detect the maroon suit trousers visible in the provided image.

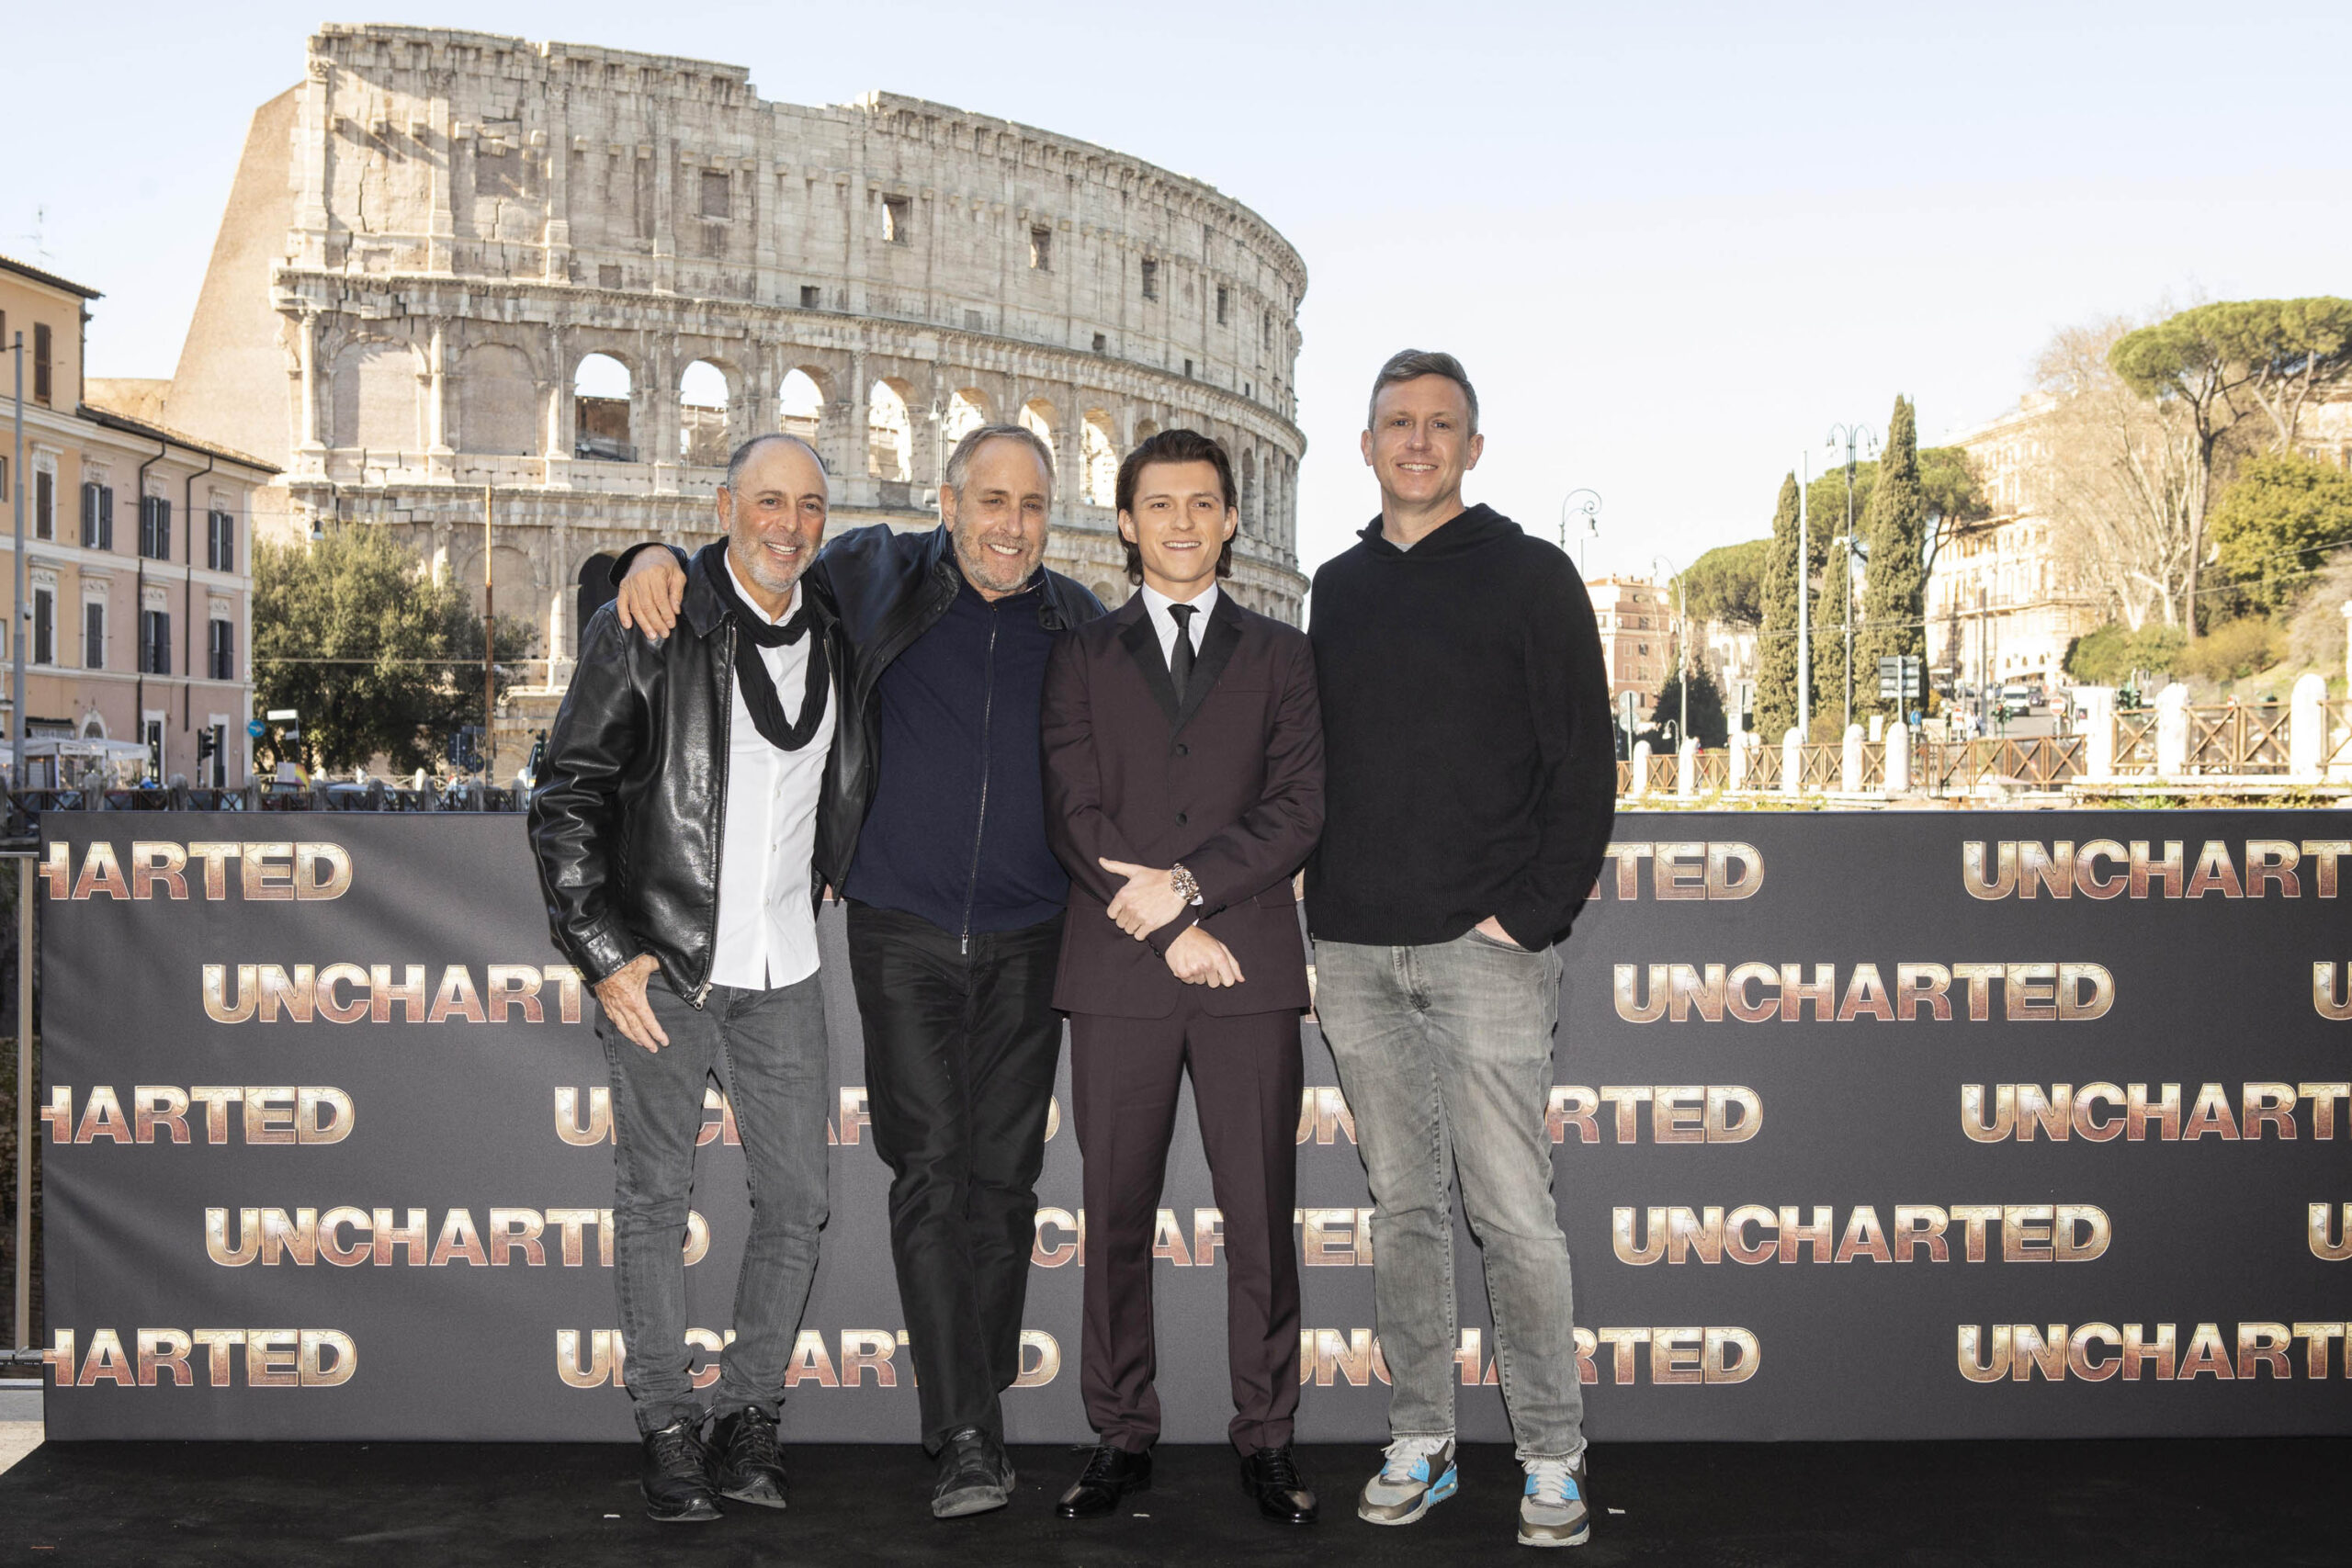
[1068,1002,1304,1454]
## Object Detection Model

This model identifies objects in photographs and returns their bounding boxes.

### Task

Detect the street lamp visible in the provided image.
[1828,533,1869,733]
[1652,552,1686,750]
[1560,489,1601,577]
[1825,423,1878,735]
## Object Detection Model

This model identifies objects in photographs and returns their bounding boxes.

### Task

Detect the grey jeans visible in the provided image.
[1313,930,1585,1462]
[599,976,831,1435]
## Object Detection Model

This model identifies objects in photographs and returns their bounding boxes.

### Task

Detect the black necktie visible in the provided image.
[1168,603,1197,705]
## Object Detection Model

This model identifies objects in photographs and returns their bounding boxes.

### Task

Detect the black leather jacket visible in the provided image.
[528,543,853,1003]
[614,523,1104,895]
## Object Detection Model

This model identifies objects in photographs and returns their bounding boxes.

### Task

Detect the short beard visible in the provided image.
[729,533,811,600]
[950,525,1041,595]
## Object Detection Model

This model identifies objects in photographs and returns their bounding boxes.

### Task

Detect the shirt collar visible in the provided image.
[1139,581,1218,626]
[723,547,798,626]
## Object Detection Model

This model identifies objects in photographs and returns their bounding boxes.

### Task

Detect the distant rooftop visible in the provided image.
[0,254,102,300]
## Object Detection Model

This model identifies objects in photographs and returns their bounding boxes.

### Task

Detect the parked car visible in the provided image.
[1999,684,2033,718]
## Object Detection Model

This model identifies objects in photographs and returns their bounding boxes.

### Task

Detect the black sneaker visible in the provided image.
[711,1406,787,1509]
[933,1426,1012,1518]
[639,1416,722,1524]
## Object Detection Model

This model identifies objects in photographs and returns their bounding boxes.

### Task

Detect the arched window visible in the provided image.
[779,367,825,446]
[1019,399,1057,471]
[576,554,620,645]
[573,354,634,463]
[459,344,539,457]
[1080,411,1117,508]
[868,381,912,482]
[331,341,420,452]
[679,359,730,467]
[944,388,991,446]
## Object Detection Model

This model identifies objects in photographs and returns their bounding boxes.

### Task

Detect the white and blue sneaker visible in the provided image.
[1357,1434,1457,1525]
[1518,1456,1590,1547]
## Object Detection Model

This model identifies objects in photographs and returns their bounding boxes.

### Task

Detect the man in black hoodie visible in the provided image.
[1306,350,1615,1550]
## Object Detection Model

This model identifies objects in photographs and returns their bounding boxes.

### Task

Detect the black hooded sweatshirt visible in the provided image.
[1305,503,1616,952]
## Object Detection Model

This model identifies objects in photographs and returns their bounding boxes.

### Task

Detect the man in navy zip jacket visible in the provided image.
[614,424,1103,1518]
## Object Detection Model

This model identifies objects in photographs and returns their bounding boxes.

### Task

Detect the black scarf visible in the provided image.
[703,543,830,752]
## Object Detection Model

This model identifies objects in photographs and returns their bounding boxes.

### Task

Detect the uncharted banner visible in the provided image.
[36,811,2352,1441]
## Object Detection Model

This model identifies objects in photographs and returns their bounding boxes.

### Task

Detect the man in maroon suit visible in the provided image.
[1038,427,1325,1527]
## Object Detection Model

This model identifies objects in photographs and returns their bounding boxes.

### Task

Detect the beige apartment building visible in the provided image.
[2,255,273,787]
[1928,394,2103,699]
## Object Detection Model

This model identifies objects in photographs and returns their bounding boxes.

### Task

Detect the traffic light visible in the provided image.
[447,725,484,773]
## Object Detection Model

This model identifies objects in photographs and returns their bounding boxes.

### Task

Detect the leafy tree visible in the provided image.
[1679,538,1770,628]
[2063,621,2186,690]
[1755,473,1811,739]
[2106,299,2352,637]
[2207,452,2352,610]
[253,526,535,773]
[1650,665,1728,749]
[1917,444,1990,574]
[1856,395,1928,718]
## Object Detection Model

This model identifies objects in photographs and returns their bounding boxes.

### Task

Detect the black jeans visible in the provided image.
[598,976,831,1436]
[846,900,1065,1451]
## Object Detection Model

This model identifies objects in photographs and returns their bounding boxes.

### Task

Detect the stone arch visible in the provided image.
[573,352,636,463]
[330,338,423,452]
[779,367,828,448]
[1080,409,1117,508]
[1132,415,1161,447]
[679,357,732,467]
[1239,449,1259,534]
[458,342,540,457]
[868,378,914,482]
[944,386,993,446]
[1019,397,1058,473]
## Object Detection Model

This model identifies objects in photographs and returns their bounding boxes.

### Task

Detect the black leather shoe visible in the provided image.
[711,1406,787,1509]
[933,1427,1012,1518]
[639,1416,722,1523]
[1056,1443,1152,1518]
[1240,1444,1318,1525]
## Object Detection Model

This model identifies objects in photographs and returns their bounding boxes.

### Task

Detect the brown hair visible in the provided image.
[1366,347,1479,434]
[1115,427,1237,585]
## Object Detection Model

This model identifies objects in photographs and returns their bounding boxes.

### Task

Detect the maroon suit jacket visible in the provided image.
[1041,589,1324,1019]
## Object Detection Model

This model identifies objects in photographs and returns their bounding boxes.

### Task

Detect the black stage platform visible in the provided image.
[1,1437,2343,1566]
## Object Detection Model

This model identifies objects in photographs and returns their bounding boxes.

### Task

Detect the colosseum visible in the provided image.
[160,23,1308,766]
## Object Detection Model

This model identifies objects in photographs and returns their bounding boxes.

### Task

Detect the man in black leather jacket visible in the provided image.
[532,434,845,1523]
[613,423,1104,1518]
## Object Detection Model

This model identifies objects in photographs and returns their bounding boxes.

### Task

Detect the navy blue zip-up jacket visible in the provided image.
[843,574,1069,938]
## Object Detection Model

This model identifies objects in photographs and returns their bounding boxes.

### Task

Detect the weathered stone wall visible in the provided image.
[168,24,1309,760]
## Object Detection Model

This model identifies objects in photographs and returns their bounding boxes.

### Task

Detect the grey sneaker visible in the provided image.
[932,1427,1012,1519]
[1518,1456,1590,1547]
[1357,1434,1457,1525]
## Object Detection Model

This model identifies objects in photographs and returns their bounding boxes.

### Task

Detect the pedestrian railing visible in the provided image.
[2184,704,2290,774]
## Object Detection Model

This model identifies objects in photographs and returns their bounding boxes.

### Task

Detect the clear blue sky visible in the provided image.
[13,2,2349,581]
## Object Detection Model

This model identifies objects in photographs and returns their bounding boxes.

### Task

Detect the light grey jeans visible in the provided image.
[1313,930,1585,1463]
[600,976,831,1435]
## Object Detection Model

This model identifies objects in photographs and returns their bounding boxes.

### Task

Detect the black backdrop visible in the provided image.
[35,810,2352,1441]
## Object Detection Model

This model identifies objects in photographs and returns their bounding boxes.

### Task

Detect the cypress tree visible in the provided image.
[1858,395,1927,719]
[1756,473,1807,739]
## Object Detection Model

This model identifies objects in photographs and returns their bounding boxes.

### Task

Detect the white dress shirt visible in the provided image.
[1138,581,1219,671]
[711,552,834,990]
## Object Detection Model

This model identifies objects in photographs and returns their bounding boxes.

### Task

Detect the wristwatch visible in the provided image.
[1169,862,1202,906]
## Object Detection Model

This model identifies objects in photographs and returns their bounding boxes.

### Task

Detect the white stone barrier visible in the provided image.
[1840,725,1864,794]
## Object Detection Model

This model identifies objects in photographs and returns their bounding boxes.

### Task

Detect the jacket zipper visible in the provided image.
[957,604,1001,955]
[689,620,735,1009]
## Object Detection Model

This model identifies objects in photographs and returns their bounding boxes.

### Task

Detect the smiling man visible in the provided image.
[1038,428,1324,1527]
[1306,351,1615,1549]
[610,424,1104,1518]
[530,433,841,1523]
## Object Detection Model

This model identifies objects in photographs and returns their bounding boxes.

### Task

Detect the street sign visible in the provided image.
[266,708,299,722]
[1877,656,1923,702]
[246,720,267,739]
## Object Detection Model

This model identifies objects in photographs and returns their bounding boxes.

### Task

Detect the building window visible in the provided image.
[1140,259,1159,300]
[208,508,235,572]
[1091,332,1107,354]
[1263,311,1273,348]
[34,322,52,405]
[34,465,53,540]
[799,285,821,309]
[140,608,172,675]
[81,481,114,549]
[1182,357,1193,378]
[33,587,55,664]
[1029,225,1052,270]
[1216,286,1228,325]
[882,194,911,245]
[84,602,105,670]
[140,495,172,560]
[209,617,234,681]
[699,170,730,220]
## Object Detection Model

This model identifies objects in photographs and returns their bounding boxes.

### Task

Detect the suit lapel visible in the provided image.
[1116,598,1181,728]
[1172,591,1245,735]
